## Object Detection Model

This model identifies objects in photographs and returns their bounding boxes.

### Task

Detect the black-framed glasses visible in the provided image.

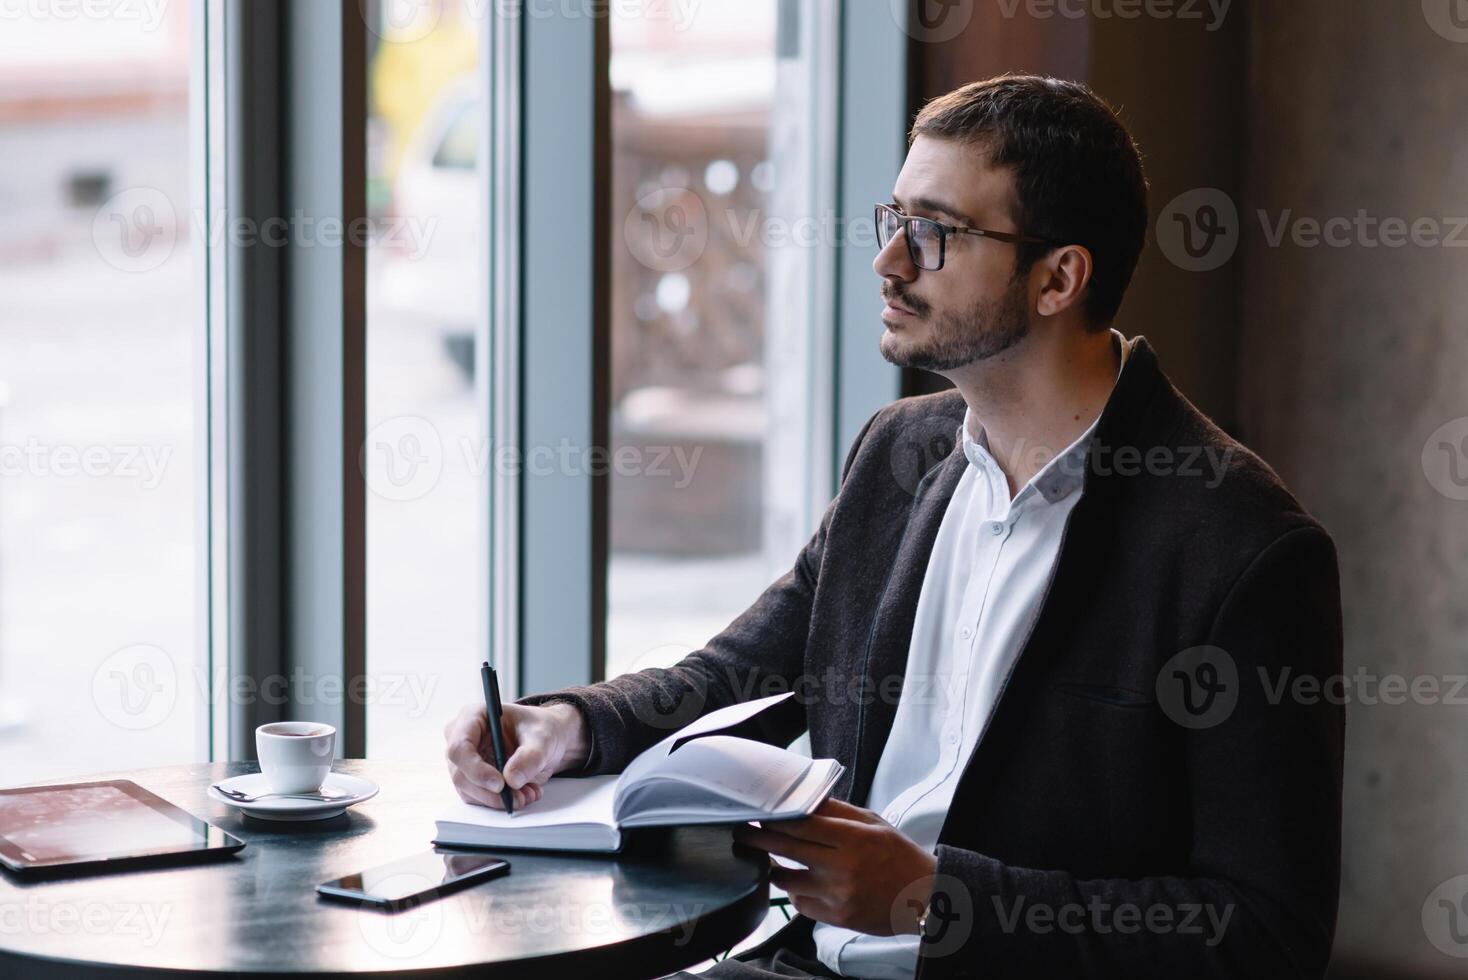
[874,202,1059,271]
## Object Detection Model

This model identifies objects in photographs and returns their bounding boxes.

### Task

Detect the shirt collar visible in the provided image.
[957,329,1133,505]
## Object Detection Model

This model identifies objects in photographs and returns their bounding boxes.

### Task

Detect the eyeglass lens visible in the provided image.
[876,207,942,270]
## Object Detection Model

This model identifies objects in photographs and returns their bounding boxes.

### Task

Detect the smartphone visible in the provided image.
[317,847,510,910]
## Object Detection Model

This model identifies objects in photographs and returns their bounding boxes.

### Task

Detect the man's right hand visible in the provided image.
[443,700,592,810]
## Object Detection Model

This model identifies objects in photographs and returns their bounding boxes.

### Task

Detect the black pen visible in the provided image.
[480,661,513,815]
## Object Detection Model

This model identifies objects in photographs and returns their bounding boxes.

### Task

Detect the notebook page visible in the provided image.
[437,774,618,831]
[615,758,842,828]
[616,735,809,819]
[617,690,798,796]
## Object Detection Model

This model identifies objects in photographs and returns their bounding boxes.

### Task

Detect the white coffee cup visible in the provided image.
[256,721,336,794]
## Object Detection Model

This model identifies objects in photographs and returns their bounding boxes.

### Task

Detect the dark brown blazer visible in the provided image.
[521,335,1344,979]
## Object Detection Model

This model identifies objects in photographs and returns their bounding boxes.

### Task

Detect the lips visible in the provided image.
[882,293,919,317]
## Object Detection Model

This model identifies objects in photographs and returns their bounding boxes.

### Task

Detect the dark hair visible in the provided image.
[910,74,1149,326]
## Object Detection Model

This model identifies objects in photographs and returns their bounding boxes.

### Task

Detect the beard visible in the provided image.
[879,273,1031,371]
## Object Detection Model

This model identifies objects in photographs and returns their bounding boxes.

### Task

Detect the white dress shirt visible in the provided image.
[813,331,1133,979]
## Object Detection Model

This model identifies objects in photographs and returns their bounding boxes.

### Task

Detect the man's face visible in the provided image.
[874,136,1033,372]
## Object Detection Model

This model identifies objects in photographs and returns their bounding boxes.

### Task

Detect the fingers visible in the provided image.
[498,782,538,810]
[447,732,507,792]
[444,701,555,802]
[746,815,847,846]
[813,798,881,822]
[501,741,548,791]
[450,767,502,808]
[507,783,537,809]
[785,890,835,923]
[769,865,820,897]
[733,825,832,866]
[449,764,543,809]
[444,703,520,793]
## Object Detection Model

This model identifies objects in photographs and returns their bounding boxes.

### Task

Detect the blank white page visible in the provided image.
[621,735,809,813]
[436,774,618,830]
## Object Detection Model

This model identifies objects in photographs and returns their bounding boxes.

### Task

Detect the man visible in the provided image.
[444,75,1343,979]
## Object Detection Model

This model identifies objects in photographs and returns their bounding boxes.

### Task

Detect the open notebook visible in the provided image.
[432,692,843,853]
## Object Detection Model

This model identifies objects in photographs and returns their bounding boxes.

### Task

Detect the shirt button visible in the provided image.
[946,732,959,745]
[989,522,1003,535]
[885,809,899,823]
[960,626,973,639]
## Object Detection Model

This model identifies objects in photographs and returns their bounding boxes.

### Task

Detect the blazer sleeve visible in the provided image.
[516,405,887,777]
[918,525,1345,980]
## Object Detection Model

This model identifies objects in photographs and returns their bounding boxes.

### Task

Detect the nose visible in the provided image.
[873,224,918,282]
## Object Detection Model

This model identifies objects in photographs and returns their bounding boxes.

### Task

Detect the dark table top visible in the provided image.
[0,760,770,979]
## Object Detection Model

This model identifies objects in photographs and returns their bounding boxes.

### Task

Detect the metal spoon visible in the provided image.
[212,786,355,798]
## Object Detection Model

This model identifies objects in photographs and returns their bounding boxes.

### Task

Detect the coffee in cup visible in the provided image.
[256,721,336,793]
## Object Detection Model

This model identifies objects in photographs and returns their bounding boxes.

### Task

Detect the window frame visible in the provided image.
[506,2,612,696]
[209,0,367,759]
[834,0,906,483]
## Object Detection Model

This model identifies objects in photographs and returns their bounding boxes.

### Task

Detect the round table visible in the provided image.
[0,760,771,978]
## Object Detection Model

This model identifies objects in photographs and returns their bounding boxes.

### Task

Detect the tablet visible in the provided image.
[0,779,246,878]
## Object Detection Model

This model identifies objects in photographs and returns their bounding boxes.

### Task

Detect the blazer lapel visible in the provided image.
[840,441,968,805]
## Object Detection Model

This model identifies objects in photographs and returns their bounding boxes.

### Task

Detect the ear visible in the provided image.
[1034,244,1094,318]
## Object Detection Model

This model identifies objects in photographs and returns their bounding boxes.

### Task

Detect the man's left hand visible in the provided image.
[732,798,938,936]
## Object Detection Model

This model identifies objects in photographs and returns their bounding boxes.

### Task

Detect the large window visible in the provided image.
[0,1,898,786]
[604,0,837,680]
[0,4,203,783]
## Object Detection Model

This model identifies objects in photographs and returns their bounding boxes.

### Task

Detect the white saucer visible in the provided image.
[208,771,379,821]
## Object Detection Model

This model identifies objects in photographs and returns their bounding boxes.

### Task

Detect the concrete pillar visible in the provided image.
[1240,2,1468,976]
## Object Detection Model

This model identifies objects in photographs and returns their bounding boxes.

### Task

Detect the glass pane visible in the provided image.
[606,0,833,679]
[364,1,485,759]
[0,5,201,782]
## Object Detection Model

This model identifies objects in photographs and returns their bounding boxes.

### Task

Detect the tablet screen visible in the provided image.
[0,779,240,871]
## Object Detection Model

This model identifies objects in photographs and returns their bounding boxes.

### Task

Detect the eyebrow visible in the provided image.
[890,194,975,226]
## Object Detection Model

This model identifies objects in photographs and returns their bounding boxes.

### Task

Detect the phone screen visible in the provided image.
[317,848,510,908]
